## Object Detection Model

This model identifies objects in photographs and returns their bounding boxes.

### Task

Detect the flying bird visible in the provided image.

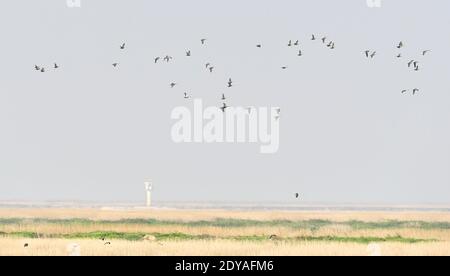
[227,78,233,87]
[365,50,370,58]
[370,51,376,58]
[170,82,177,88]
[104,242,111,245]
[330,42,335,49]
[422,50,431,56]
[294,40,299,46]
[209,66,214,73]
[201,38,207,45]
[397,41,403,49]
[295,193,299,199]
[298,50,302,56]
[54,63,59,69]
[311,34,316,41]
[34,65,40,71]
[154,57,160,63]
[288,40,292,47]
[396,54,402,58]
[40,67,45,72]
[281,66,288,70]
[205,63,211,68]
[221,93,226,100]
[321,37,327,43]
[401,89,408,94]
[408,60,415,67]
[413,61,419,68]
[163,55,173,62]
[120,43,125,50]
[327,41,333,48]
[112,63,118,67]
[256,44,262,48]
[186,50,191,57]
[184,92,190,99]
[24,243,29,248]
[220,103,228,113]
[413,88,419,95]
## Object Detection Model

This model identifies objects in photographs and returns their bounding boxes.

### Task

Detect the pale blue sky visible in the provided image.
[0,0,449,204]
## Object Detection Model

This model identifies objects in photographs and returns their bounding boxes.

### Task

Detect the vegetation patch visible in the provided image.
[0,230,435,244]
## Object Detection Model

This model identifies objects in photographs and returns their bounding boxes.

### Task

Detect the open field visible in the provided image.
[0,208,449,256]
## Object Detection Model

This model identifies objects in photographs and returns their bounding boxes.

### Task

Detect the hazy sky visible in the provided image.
[0,0,449,204]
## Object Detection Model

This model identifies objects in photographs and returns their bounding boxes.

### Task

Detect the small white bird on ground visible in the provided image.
[367,243,382,256]
[67,243,81,256]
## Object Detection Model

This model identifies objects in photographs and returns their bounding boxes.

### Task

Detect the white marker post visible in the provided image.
[144,180,153,207]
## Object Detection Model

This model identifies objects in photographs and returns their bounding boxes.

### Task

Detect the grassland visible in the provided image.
[0,208,449,256]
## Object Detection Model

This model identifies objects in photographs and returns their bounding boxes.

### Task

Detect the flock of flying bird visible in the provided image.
[365,40,431,95]
[34,34,430,104]
[33,35,432,200]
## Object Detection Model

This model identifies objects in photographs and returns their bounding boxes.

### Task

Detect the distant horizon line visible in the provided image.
[0,199,449,209]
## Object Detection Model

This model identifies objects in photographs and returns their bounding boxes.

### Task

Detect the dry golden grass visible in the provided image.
[1,238,449,256]
[1,208,449,256]
[1,208,450,222]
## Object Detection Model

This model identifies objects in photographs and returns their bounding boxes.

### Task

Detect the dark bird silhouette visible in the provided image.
[205,63,211,68]
[209,66,214,73]
[288,40,292,47]
[327,41,333,48]
[54,63,59,69]
[201,38,207,45]
[170,82,177,88]
[184,92,190,99]
[401,89,408,94]
[112,63,118,67]
[397,41,403,49]
[298,50,302,56]
[413,61,419,68]
[186,50,191,57]
[408,60,415,67]
[220,103,228,113]
[330,42,335,49]
[256,44,262,48]
[370,51,376,58]
[227,78,233,87]
[295,193,299,199]
[311,34,316,41]
[269,235,279,240]
[40,67,45,72]
[120,43,125,50]
[221,93,226,100]
[414,66,420,71]
[294,40,299,46]
[24,243,29,248]
[396,53,402,58]
[321,37,327,43]
[413,88,419,95]
[34,65,40,71]
[163,55,172,62]
[154,57,160,63]
[101,237,105,241]
[281,66,288,70]
[422,50,431,56]
[104,242,111,245]
[365,50,370,58]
